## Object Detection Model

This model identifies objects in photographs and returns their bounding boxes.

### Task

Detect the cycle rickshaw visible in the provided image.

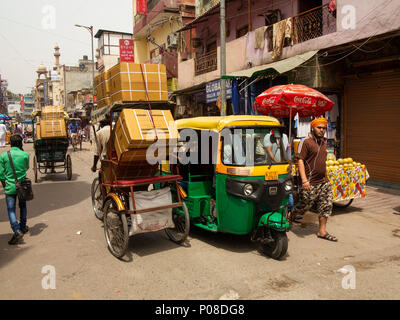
[90,102,190,259]
[32,109,72,183]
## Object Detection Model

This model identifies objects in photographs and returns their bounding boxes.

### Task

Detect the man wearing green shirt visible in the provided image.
[0,135,30,245]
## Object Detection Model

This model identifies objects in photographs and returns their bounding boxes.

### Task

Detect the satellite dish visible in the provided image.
[79,63,86,71]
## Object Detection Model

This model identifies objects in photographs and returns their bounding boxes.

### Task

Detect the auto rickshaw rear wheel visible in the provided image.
[103,199,129,259]
[261,230,288,260]
[165,202,190,244]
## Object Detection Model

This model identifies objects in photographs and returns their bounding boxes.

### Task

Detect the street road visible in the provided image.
[0,142,399,300]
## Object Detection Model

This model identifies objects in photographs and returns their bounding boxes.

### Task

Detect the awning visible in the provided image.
[223,50,318,79]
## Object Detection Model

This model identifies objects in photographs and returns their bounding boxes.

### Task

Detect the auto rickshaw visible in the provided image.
[22,120,34,143]
[173,115,292,260]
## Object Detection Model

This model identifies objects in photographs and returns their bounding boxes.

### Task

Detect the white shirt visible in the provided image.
[94,125,110,157]
[264,133,288,162]
[0,124,7,136]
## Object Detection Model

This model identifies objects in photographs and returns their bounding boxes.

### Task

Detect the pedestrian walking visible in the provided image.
[0,135,30,245]
[290,117,337,242]
[0,121,7,147]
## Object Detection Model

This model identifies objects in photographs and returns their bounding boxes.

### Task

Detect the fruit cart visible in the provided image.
[326,157,369,208]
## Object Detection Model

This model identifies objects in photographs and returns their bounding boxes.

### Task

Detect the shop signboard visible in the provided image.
[206,79,232,103]
[136,0,147,15]
[119,39,134,63]
[20,94,24,111]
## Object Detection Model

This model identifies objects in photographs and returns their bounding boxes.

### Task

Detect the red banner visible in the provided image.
[136,0,147,15]
[20,94,24,111]
[119,39,134,63]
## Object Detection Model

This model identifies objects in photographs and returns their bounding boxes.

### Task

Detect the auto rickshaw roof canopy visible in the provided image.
[176,115,281,132]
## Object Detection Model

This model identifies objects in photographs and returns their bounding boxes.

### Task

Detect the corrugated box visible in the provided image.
[40,119,67,138]
[109,63,168,103]
[114,109,177,161]
[35,123,41,140]
[41,105,64,120]
[95,71,112,108]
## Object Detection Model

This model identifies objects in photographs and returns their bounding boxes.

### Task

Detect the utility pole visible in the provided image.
[220,0,227,116]
[75,24,95,97]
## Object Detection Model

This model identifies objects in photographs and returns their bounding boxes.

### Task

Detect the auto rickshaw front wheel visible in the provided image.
[261,230,288,260]
[103,199,129,259]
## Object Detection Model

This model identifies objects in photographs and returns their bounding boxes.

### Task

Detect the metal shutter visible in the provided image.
[344,71,400,185]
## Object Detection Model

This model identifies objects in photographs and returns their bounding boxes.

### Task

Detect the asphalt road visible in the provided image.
[0,142,399,300]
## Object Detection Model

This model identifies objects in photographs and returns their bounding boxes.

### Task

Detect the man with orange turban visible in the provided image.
[290,117,337,242]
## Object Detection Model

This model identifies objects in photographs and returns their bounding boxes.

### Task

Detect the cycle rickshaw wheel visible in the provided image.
[103,199,129,259]
[33,156,38,183]
[91,177,104,221]
[66,154,72,180]
[165,202,190,244]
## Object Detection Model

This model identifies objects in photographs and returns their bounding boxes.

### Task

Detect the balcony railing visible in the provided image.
[194,50,217,76]
[267,4,336,51]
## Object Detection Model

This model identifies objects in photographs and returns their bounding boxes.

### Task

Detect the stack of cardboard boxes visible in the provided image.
[36,106,67,139]
[95,62,168,109]
[94,71,112,109]
[114,109,177,163]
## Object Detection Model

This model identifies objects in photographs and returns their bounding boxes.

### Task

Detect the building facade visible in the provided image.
[174,0,400,186]
[133,0,196,92]
[95,29,133,72]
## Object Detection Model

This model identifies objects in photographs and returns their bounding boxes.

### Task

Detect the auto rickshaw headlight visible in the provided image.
[243,184,254,196]
[284,180,293,192]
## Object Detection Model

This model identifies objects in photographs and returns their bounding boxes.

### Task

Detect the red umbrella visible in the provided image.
[254,84,334,160]
[254,84,334,118]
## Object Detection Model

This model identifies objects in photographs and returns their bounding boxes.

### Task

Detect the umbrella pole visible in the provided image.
[288,106,292,161]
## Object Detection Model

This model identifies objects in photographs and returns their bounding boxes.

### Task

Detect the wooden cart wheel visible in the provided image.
[33,156,38,183]
[91,177,104,221]
[103,199,129,259]
[165,202,190,244]
[333,199,354,209]
[66,154,72,180]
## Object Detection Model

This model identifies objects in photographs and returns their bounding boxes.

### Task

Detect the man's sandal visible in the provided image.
[317,233,338,242]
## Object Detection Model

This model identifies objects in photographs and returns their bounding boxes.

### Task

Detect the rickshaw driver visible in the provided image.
[263,130,288,163]
[68,120,79,146]
[91,117,110,173]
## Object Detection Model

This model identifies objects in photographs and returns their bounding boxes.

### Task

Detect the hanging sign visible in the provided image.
[119,39,134,63]
[136,0,147,15]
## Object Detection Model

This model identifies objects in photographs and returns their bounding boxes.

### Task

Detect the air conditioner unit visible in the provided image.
[167,33,178,49]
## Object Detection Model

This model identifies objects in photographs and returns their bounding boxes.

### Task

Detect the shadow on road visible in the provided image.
[332,205,363,215]
[126,230,191,258]
[188,227,255,254]
[0,234,31,269]
[36,173,80,182]
[0,181,91,223]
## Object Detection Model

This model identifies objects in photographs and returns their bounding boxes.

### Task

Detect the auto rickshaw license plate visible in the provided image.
[265,171,278,181]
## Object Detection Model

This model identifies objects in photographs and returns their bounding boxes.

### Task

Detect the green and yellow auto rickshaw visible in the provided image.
[172,115,292,260]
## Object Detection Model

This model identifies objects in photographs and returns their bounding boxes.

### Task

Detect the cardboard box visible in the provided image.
[113,109,177,162]
[109,63,168,103]
[40,119,67,138]
[35,123,41,140]
[41,105,64,120]
[95,71,112,108]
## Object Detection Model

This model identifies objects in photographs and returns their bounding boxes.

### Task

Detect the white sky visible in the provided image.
[0,0,133,94]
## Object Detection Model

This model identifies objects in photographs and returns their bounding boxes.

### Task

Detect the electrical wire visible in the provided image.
[0,15,90,47]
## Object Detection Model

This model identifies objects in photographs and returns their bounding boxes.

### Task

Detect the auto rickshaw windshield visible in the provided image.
[222,127,288,166]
